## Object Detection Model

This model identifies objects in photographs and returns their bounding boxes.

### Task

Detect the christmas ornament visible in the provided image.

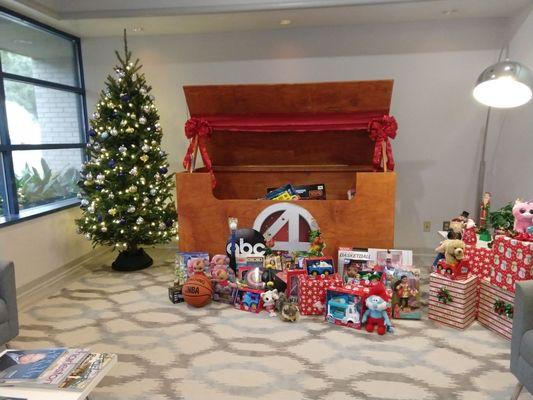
[110,128,118,136]
[129,167,138,176]
[139,116,147,125]
[140,155,149,162]
[132,73,138,82]
[81,199,89,206]
[101,226,108,232]
[127,206,136,213]
[129,185,138,193]
[96,174,105,181]
[140,87,147,95]
[118,145,127,153]
[101,132,109,140]
[159,167,168,174]
[150,189,157,196]
[159,222,166,230]
[108,208,117,216]
[125,127,134,133]
[93,112,100,119]
[142,144,150,153]
[108,159,116,167]
[136,217,144,225]
[143,105,150,113]
[88,129,96,137]
[120,93,130,101]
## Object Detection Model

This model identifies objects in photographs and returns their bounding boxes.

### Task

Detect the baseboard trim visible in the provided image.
[17,246,112,311]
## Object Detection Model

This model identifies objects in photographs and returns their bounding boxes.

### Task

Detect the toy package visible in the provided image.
[265,254,283,270]
[238,266,265,290]
[391,268,421,320]
[325,286,364,330]
[304,257,335,276]
[368,249,413,270]
[268,184,326,200]
[234,288,264,313]
[175,252,210,278]
[236,255,264,270]
[264,184,300,201]
[337,248,370,279]
[211,263,237,304]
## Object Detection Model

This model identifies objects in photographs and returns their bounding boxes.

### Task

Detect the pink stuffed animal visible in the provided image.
[512,200,533,233]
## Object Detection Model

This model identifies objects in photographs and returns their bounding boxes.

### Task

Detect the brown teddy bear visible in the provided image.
[440,239,465,265]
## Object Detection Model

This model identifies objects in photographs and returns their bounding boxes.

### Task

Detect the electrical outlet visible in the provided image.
[423,221,431,232]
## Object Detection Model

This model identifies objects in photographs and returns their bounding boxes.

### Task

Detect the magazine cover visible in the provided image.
[39,348,89,386]
[0,348,66,381]
[60,353,114,390]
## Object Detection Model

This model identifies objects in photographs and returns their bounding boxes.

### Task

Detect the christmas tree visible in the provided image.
[76,31,177,271]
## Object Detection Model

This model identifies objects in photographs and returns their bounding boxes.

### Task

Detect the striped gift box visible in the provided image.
[478,278,514,340]
[428,273,478,330]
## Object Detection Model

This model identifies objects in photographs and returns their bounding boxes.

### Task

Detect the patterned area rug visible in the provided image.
[12,248,533,400]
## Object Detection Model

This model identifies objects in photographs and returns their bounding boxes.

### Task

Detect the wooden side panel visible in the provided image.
[176,172,395,257]
[207,131,374,167]
[184,80,393,116]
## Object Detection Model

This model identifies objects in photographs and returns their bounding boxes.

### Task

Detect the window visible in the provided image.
[0,7,87,225]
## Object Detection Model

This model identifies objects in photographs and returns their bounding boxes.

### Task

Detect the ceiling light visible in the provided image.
[132,26,144,32]
[473,60,533,108]
[279,19,291,26]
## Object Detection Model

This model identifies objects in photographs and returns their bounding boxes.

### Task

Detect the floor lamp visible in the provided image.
[472,57,533,223]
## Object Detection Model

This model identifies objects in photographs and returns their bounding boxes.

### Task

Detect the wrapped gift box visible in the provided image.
[428,273,478,329]
[478,278,514,340]
[297,274,343,315]
[490,235,533,293]
[465,245,492,280]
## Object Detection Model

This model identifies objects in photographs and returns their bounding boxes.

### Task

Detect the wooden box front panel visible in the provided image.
[176,171,395,256]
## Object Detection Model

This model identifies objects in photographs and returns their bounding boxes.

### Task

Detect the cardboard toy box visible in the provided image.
[478,278,514,340]
[428,273,478,329]
[391,267,421,320]
[325,285,365,330]
[490,235,533,293]
[465,245,492,280]
[297,274,343,315]
[176,81,398,258]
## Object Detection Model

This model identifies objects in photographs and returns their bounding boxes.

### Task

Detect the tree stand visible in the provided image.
[112,247,153,271]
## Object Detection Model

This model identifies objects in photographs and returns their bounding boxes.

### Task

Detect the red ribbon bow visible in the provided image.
[368,115,398,172]
[183,118,216,188]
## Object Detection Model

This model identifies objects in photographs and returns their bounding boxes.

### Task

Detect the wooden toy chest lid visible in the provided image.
[182,80,395,171]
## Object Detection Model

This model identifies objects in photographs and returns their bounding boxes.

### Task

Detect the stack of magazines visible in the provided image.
[0,348,114,390]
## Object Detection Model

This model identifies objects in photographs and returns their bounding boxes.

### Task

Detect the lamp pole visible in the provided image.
[475,106,491,223]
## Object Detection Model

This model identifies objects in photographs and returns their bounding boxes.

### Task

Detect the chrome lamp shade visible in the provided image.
[473,60,533,108]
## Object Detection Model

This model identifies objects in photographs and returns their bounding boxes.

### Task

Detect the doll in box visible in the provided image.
[211,264,236,304]
[187,257,210,276]
[344,260,362,284]
[392,272,420,319]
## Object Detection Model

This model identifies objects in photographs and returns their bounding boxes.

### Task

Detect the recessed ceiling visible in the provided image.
[0,0,531,36]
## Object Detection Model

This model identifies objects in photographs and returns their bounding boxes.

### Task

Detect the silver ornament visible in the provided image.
[143,105,150,113]
[139,116,147,125]
[118,145,127,153]
[142,144,150,153]
[81,199,89,206]
[136,217,144,225]
[127,206,136,213]
[132,73,138,82]
[159,222,166,230]
[150,189,157,196]
[111,128,118,136]
[93,112,100,119]
[129,167,138,176]
[101,226,108,232]
[140,87,147,95]
[87,206,95,214]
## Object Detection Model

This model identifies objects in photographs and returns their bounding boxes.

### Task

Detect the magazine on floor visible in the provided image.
[59,353,114,390]
[0,348,89,388]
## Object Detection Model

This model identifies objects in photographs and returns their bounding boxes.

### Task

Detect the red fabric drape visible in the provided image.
[182,112,398,187]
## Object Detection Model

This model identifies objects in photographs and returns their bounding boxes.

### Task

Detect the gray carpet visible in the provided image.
[12,248,532,400]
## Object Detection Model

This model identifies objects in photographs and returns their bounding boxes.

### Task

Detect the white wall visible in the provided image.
[485,6,533,210]
[0,208,94,288]
[82,18,505,251]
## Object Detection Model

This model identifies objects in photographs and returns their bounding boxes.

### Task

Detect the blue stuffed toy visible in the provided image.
[362,295,392,335]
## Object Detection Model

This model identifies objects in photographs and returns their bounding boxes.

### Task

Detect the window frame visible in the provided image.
[0,6,88,227]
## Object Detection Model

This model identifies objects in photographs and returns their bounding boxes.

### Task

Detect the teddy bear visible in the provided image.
[513,199,533,233]
[260,289,279,317]
[362,295,392,335]
[276,292,300,322]
[442,239,465,265]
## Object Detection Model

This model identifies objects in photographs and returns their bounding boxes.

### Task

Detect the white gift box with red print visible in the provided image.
[428,273,478,329]
[478,278,514,340]
[297,274,342,315]
[465,245,492,280]
[490,235,533,293]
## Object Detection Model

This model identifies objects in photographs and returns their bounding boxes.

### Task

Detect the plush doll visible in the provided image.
[260,289,279,317]
[187,257,208,276]
[442,239,465,266]
[449,218,465,235]
[512,199,533,233]
[362,295,392,335]
[276,292,300,322]
[432,230,462,270]
[462,218,477,245]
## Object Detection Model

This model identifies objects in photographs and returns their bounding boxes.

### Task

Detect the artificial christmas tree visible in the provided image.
[76,31,177,271]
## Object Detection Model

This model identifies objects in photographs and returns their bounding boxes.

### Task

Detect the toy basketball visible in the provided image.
[182,274,213,307]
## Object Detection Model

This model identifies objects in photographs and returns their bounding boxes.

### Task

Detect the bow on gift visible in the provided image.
[182,118,216,188]
[368,115,398,172]
[513,232,533,242]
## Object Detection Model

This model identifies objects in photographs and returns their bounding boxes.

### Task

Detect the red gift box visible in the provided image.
[490,235,533,293]
[478,278,514,340]
[465,245,492,280]
[297,274,342,315]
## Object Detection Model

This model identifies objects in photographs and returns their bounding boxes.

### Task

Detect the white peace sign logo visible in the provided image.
[253,203,319,252]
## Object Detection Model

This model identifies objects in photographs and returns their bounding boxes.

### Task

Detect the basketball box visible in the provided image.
[428,273,478,329]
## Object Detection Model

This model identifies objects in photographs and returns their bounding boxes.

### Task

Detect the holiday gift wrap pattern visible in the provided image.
[428,274,478,330]
[465,245,492,280]
[490,235,533,293]
[478,278,515,341]
[297,274,342,315]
